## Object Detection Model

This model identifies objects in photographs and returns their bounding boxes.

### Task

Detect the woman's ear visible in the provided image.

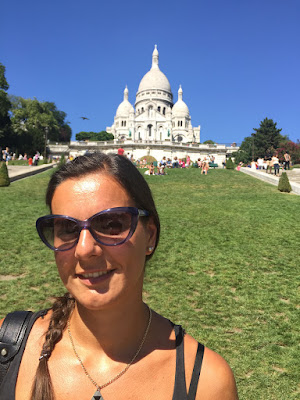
[145,217,157,255]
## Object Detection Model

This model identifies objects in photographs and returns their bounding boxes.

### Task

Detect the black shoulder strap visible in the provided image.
[187,342,205,400]
[172,324,187,400]
[0,311,33,386]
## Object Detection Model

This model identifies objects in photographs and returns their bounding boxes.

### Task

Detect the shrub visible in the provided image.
[226,157,235,169]
[0,162,10,187]
[139,155,157,164]
[278,172,292,193]
[58,153,66,168]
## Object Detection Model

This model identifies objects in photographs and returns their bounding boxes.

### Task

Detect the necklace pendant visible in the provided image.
[92,389,104,400]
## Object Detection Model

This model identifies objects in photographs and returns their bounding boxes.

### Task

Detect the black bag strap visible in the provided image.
[187,342,205,400]
[0,311,33,386]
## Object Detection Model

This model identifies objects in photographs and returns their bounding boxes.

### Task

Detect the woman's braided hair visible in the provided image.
[31,152,160,399]
[31,293,75,400]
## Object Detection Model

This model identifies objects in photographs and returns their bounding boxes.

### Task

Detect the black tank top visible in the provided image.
[0,313,204,400]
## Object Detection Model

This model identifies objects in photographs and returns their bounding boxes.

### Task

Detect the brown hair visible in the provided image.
[31,293,75,399]
[31,152,160,399]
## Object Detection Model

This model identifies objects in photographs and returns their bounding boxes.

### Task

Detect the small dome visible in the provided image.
[172,85,189,117]
[116,86,134,117]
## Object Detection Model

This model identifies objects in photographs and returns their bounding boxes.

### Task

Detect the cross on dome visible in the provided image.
[178,85,183,100]
[124,85,129,100]
[152,44,159,69]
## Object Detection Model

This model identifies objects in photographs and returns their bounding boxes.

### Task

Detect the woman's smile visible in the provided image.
[75,269,116,286]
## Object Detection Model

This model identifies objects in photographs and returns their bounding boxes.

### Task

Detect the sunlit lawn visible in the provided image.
[0,167,299,399]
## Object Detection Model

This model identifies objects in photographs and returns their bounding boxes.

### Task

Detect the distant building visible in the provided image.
[106,45,200,143]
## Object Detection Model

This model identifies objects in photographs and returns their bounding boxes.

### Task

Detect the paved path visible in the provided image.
[240,167,300,195]
[7,164,55,182]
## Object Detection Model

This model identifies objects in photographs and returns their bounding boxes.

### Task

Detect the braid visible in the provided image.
[31,293,75,400]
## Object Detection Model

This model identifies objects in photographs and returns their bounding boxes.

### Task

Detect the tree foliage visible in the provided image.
[75,131,114,141]
[253,118,287,157]
[225,157,235,169]
[43,101,72,142]
[0,63,12,146]
[203,139,215,144]
[278,172,292,193]
[276,140,300,164]
[9,97,72,154]
[0,161,10,187]
[233,118,288,164]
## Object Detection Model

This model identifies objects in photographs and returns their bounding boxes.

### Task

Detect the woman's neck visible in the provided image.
[68,299,151,362]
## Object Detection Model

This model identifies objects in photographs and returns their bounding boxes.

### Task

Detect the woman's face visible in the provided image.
[51,172,157,311]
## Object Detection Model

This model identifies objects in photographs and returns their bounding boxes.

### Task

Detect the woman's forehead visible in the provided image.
[52,173,133,210]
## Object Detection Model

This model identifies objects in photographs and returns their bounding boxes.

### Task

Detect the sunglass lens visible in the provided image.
[40,218,79,250]
[91,211,132,244]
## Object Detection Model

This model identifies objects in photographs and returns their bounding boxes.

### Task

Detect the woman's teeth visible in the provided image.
[81,271,109,278]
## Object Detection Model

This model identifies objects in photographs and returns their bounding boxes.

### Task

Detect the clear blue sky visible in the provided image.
[1,0,299,144]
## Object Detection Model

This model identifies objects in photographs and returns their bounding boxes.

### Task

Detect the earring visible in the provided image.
[148,246,154,252]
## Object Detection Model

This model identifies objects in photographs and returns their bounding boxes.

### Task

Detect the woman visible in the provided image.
[201,158,209,175]
[271,154,280,176]
[0,153,238,400]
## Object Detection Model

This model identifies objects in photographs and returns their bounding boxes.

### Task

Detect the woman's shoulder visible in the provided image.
[0,309,52,336]
[183,333,238,399]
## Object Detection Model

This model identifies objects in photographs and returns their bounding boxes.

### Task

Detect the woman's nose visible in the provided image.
[74,228,102,259]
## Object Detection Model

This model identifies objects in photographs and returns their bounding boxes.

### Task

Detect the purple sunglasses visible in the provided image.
[36,207,149,251]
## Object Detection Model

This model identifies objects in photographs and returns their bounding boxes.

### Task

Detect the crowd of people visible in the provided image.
[0,147,44,166]
[116,148,218,176]
[240,152,292,176]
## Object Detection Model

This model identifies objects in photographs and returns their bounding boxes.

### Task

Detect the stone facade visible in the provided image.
[106,45,200,144]
[48,141,240,166]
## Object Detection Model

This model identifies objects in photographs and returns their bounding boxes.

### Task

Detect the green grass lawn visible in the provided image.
[0,168,299,399]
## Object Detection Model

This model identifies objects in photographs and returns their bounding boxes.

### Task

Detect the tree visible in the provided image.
[43,102,72,142]
[203,140,215,144]
[0,161,10,186]
[0,63,12,148]
[232,136,255,164]
[75,131,114,141]
[10,98,59,154]
[276,140,300,165]
[278,172,292,193]
[225,157,235,169]
[233,118,287,164]
[9,97,72,155]
[252,118,287,158]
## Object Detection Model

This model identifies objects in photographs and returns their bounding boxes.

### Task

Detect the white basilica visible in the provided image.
[106,46,200,143]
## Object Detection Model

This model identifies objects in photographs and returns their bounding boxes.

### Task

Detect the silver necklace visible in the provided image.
[67,306,152,391]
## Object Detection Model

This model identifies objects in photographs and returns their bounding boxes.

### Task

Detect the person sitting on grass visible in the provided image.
[148,162,155,175]
[166,158,172,168]
[157,163,166,175]
[0,153,238,400]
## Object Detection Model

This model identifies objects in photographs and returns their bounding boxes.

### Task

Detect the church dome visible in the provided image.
[172,85,189,117]
[116,86,134,117]
[137,45,172,94]
[138,69,171,93]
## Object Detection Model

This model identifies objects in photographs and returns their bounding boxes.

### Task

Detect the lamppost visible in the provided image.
[251,133,255,160]
[44,126,48,160]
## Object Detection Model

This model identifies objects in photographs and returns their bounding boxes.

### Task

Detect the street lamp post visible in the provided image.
[44,126,48,160]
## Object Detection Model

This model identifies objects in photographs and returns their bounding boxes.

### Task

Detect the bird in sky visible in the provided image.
[80,116,89,120]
